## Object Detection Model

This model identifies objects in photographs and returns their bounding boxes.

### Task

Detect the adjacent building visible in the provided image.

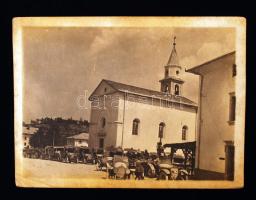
[22,126,38,148]
[187,51,236,180]
[66,132,89,147]
[88,38,198,152]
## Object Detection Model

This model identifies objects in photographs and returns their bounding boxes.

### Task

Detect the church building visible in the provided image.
[88,38,198,152]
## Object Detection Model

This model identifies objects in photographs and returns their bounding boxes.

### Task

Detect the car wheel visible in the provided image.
[159,171,168,180]
[179,174,189,180]
[147,168,155,178]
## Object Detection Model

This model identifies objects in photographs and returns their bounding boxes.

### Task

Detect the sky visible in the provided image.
[22,27,235,123]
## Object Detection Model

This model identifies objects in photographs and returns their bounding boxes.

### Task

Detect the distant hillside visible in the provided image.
[25,117,89,148]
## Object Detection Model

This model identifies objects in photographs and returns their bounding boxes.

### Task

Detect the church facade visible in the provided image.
[88,39,198,152]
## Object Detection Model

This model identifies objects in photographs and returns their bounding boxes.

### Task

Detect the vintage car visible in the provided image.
[124,148,156,178]
[163,141,196,178]
[23,148,34,158]
[65,146,79,163]
[96,149,104,159]
[23,148,41,159]
[40,146,52,160]
[152,142,196,180]
[23,148,28,157]
[75,147,96,164]
[96,155,111,171]
[96,147,121,171]
[23,148,31,158]
[153,157,185,180]
[47,146,65,161]
[108,155,131,179]
[140,159,156,178]
[124,149,140,168]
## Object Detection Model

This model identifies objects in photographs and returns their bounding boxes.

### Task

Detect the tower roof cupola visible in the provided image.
[167,36,179,67]
[160,36,184,96]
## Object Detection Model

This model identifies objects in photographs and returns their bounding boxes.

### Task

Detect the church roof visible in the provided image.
[166,37,179,67]
[89,79,197,107]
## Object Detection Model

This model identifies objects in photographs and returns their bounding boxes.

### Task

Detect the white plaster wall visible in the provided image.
[169,67,181,77]
[23,134,32,148]
[89,94,120,149]
[198,54,235,173]
[74,140,88,147]
[117,95,197,152]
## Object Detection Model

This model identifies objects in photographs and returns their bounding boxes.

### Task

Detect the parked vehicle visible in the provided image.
[96,156,110,171]
[140,159,156,178]
[96,149,104,160]
[75,147,95,164]
[153,157,179,180]
[40,146,52,160]
[65,146,79,163]
[23,148,32,158]
[23,148,41,159]
[109,155,131,179]
[46,146,65,161]
[162,141,196,179]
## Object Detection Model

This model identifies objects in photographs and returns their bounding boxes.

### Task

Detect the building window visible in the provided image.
[232,64,237,77]
[159,122,165,138]
[99,138,104,149]
[182,126,188,140]
[104,87,107,92]
[176,70,179,75]
[24,142,26,146]
[165,69,169,77]
[24,136,27,140]
[175,84,180,95]
[229,93,236,123]
[132,118,140,135]
[100,117,106,128]
[164,85,169,93]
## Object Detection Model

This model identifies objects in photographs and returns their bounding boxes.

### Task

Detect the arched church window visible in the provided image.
[182,125,188,140]
[164,85,169,93]
[175,84,180,95]
[132,118,140,135]
[165,69,169,77]
[159,122,165,138]
[100,117,106,128]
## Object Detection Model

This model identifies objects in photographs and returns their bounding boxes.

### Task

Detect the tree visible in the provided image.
[29,117,89,148]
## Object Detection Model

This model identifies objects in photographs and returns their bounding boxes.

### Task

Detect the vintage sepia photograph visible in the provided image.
[13,17,246,188]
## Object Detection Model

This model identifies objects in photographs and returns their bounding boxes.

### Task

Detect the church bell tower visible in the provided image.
[159,36,184,96]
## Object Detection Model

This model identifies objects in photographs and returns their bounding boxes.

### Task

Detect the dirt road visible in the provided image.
[21,158,106,179]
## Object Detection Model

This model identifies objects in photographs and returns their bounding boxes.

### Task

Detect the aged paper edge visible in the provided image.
[13,17,246,188]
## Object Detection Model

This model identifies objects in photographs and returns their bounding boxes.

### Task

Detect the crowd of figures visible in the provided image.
[23,145,194,180]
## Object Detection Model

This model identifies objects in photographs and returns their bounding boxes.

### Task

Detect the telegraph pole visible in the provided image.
[53,131,55,147]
